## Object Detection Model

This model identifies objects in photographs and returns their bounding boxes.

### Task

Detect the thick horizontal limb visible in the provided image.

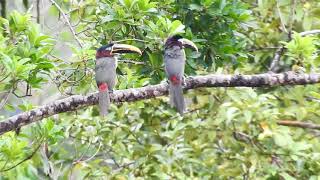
[1,71,320,135]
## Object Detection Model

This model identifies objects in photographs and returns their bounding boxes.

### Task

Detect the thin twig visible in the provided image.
[113,39,148,43]
[113,161,135,172]
[305,96,320,103]
[269,46,285,72]
[69,134,120,167]
[12,90,32,98]
[109,26,123,41]
[287,0,296,39]
[276,0,287,33]
[78,140,92,162]
[277,120,320,130]
[269,0,290,72]
[0,0,6,18]
[76,26,92,35]
[49,0,83,48]
[0,73,9,82]
[81,143,102,163]
[118,59,145,65]
[145,107,202,127]
[36,0,40,23]
[0,88,12,110]
[83,31,98,41]
[269,0,300,72]
[300,29,320,37]
[0,138,44,172]
[108,121,143,145]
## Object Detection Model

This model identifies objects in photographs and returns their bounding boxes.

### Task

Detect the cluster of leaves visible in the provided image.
[51,0,250,92]
[283,33,318,71]
[243,0,320,73]
[0,11,55,107]
[0,0,320,179]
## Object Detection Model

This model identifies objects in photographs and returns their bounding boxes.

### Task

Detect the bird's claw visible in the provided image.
[182,76,187,86]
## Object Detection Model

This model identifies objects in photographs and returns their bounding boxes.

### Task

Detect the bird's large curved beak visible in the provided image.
[111,44,142,55]
[178,38,198,52]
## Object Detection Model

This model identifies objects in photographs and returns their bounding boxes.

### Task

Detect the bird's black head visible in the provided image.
[165,35,183,48]
[170,34,183,41]
[97,44,114,52]
[164,35,198,51]
[96,43,142,59]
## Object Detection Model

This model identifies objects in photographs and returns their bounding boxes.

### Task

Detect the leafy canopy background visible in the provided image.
[0,0,320,179]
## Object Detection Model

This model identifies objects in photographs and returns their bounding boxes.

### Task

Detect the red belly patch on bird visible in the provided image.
[170,75,180,85]
[99,83,108,92]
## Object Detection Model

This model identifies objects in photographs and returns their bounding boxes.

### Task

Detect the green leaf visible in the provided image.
[280,172,296,180]
[169,20,185,36]
[0,52,14,72]
[273,130,293,147]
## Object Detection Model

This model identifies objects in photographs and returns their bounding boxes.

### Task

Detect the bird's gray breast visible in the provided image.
[164,46,186,77]
[95,57,117,87]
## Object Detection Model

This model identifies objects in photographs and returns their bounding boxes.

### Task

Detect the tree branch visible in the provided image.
[0,0,6,18]
[118,59,145,65]
[269,29,320,72]
[300,30,320,37]
[49,0,83,48]
[0,87,12,111]
[270,0,293,73]
[277,120,320,130]
[269,46,285,72]
[1,71,320,135]
[276,0,287,33]
[36,0,40,23]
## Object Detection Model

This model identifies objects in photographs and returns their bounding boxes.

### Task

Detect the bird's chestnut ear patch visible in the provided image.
[96,50,113,58]
[99,83,108,92]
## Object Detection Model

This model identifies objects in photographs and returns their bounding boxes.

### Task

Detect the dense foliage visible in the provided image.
[0,0,320,179]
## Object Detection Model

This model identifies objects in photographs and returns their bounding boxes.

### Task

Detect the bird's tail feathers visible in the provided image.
[98,83,110,117]
[169,81,185,115]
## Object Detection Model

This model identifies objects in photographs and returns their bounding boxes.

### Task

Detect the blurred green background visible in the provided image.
[0,0,320,179]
